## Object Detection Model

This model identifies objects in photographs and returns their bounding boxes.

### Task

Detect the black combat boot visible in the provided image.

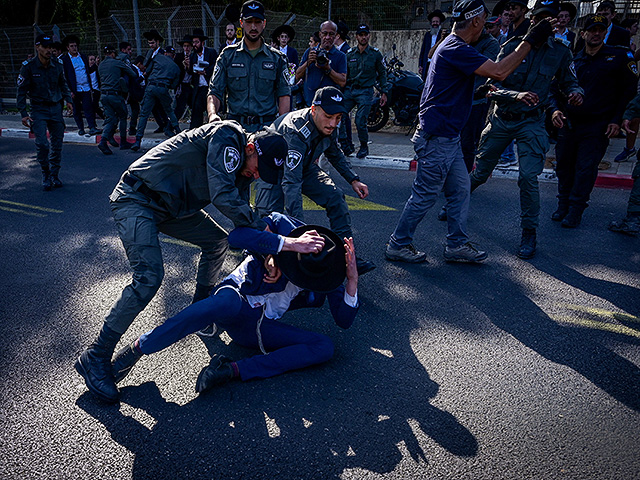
[561,207,583,228]
[130,138,142,152]
[112,339,143,383]
[98,141,113,155]
[41,169,52,191]
[75,324,122,403]
[517,228,537,259]
[356,142,369,159]
[195,355,235,393]
[50,174,63,188]
[551,204,569,222]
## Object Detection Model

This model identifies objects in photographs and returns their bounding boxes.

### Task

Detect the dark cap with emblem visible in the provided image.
[531,0,559,17]
[312,86,348,115]
[35,34,54,47]
[583,13,608,31]
[451,0,488,22]
[164,46,176,54]
[251,127,287,185]
[241,0,265,20]
[103,45,117,54]
[277,224,346,293]
[356,24,370,34]
[143,29,164,42]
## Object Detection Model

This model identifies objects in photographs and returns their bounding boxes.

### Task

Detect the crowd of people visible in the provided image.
[14,0,639,404]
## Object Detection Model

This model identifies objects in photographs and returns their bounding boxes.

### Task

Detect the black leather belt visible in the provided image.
[101,90,122,96]
[496,109,542,122]
[149,81,170,88]
[227,114,276,125]
[122,173,164,205]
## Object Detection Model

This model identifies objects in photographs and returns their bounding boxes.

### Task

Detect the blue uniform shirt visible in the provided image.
[418,34,488,138]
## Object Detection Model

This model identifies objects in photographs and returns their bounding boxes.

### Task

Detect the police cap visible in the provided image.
[241,0,265,20]
[35,34,53,47]
[312,86,348,115]
[451,0,488,22]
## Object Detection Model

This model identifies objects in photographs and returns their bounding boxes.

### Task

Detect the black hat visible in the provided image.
[251,127,287,185]
[451,0,488,22]
[103,45,116,54]
[531,0,559,17]
[356,24,370,34]
[51,41,63,50]
[143,29,164,42]
[277,225,346,293]
[558,2,577,19]
[62,34,80,47]
[506,0,529,8]
[192,28,208,41]
[597,1,616,13]
[241,0,265,20]
[273,24,295,42]
[312,86,348,115]
[336,21,350,40]
[35,34,53,47]
[583,13,608,31]
[491,0,508,16]
[179,34,193,45]
[428,9,446,22]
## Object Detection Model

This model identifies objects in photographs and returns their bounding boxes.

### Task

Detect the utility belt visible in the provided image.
[227,114,276,126]
[101,89,123,96]
[31,100,62,106]
[122,172,164,205]
[496,108,543,122]
[149,81,170,88]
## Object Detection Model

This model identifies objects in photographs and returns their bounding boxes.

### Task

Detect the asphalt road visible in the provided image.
[1,138,639,480]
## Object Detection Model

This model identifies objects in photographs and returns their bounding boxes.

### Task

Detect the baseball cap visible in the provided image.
[35,34,53,47]
[164,46,176,54]
[487,16,502,25]
[103,45,116,54]
[312,86,348,115]
[531,0,559,17]
[251,127,287,185]
[241,0,265,20]
[583,13,608,31]
[451,0,488,22]
[356,24,370,34]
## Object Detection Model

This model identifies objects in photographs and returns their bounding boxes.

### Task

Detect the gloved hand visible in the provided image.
[523,18,553,48]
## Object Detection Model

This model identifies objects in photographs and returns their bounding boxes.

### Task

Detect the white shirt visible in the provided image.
[197,52,207,87]
[70,54,90,92]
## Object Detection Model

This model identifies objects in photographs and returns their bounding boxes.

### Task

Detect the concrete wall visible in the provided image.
[368,30,427,75]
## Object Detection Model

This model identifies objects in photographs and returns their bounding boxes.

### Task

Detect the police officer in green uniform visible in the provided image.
[17,34,72,191]
[610,95,640,236]
[97,45,138,155]
[75,122,288,403]
[257,86,376,274]
[470,0,583,259]
[207,0,290,133]
[341,24,388,159]
[131,31,181,151]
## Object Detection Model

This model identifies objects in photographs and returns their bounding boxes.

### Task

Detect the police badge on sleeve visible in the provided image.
[287,150,303,170]
[224,146,241,173]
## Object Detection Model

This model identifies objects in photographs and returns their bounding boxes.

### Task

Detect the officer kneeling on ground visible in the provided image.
[75,122,289,404]
[110,213,359,395]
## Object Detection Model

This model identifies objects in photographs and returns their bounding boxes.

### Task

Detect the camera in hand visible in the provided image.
[315,48,329,67]
[193,60,209,73]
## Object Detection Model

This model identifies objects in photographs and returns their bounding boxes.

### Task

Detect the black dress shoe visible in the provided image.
[120,141,133,150]
[517,228,536,259]
[195,355,235,393]
[437,206,447,221]
[356,144,369,159]
[551,206,568,222]
[356,257,376,275]
[98,142,113,155]
[108,137,120,148]
[50,175,63,188]
[561,208,583,228]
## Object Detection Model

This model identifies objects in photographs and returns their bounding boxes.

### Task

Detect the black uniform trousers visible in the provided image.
[460,102,490,173]
[555,120,610,211]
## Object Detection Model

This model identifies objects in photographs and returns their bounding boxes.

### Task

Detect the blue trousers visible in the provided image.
[390,130,470,249]
[139,286,334,381]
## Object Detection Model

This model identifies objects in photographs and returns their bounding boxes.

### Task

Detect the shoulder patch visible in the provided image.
[373,47,379,51]
[627,50,635,60]
[17,74,24,86]
[629,62,639,77]
[22,59,29,66]
[569,61,577,78]
[300,123,311,138]
[286,150,303,170]
[224,146,241,173]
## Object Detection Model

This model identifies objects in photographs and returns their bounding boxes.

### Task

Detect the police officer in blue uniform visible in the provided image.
[550,14,638,228]
[16,34,73,191]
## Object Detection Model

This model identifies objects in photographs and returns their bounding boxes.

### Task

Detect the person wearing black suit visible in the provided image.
[555,3,577,49]
[272,24,299,67]
[418,9,445,80]
[189,28,218,129]
[174,35,194,122]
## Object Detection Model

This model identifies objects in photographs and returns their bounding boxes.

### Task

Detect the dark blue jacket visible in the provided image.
[61,52,94,93]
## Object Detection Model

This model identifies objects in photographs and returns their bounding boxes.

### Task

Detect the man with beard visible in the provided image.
[189,28,218,129]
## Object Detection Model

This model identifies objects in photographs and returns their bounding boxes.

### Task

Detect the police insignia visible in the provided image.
[628,51,635,59]
[17,74,24,86]
[286,150,303,169]
[213,63,220,77]
[605,56,614,62]
[262,61,275,70]
[630,62,639,76]
[300,126,311,138]
[569,62,577,78]
[224,146,241,173]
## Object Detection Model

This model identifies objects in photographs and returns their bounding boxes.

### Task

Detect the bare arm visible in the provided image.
[474,41,533,81]
[207,94,222,122]
[278,95,291,116]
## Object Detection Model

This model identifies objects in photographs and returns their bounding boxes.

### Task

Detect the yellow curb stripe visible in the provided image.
[0,199,63,213]
[0,205,47,217]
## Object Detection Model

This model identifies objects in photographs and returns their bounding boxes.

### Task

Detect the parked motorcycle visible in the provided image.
[367,44,424,133]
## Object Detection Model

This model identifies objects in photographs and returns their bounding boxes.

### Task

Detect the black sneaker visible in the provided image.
[356,144,369,159]
[608,217,640,236]
[385,243,427,263]
[195,355,235,393]
[443,242,488,263]
[355,257,376,275]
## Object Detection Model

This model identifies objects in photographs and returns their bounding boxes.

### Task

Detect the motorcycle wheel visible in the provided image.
[367,103,390,132]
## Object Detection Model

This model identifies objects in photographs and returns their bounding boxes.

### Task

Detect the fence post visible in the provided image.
[111,15,128,43]
[3,31,15,74]
[167,7,181,46]
[132,0,142,55]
